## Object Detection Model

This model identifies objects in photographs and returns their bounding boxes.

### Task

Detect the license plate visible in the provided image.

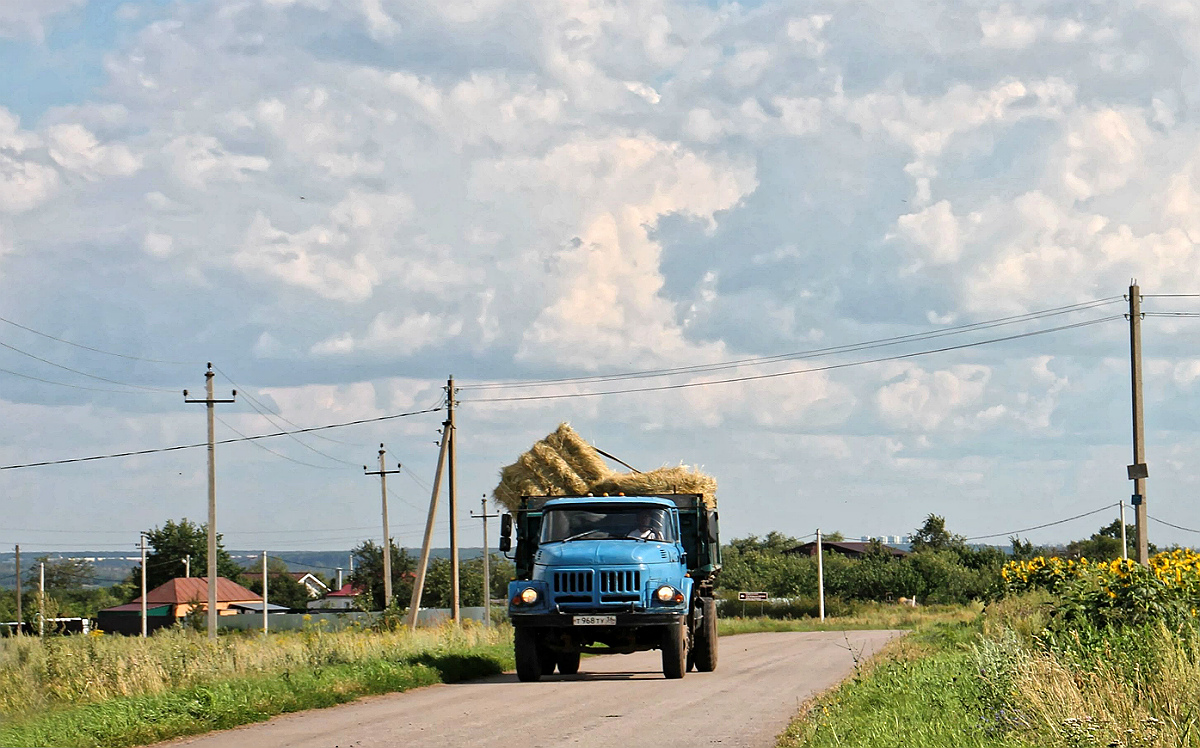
[573,615,616,626]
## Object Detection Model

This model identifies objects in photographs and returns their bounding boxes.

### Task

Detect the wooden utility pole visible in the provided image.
[262,551,268,635]
[364,446,401,608]
[1128,285,1150,565]
[140,534,148,638]
[184,363,236,640]
[447,376,460,624]
[14,545,20,635]
[406,422,451,631]
[470,495,500,627]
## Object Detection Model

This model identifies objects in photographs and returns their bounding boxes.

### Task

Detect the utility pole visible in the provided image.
[140,534,148,638]
[184,362,236,640]
[1120,501,1128,562]
[816,529,825,622]
[184,555,190,578]
[38,561,45,638]
[14,545,21,636]
[1127,284,1150,565]
[470,495,500,627]
[364,445,401,609]
[447,376,460,624]
[406,421,451,631]
[262,550,268,636]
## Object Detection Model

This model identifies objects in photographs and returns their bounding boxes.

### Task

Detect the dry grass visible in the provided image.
[492,423,717,510]
[0,622,510,720]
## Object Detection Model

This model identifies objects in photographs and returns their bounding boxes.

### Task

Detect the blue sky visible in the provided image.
[2,0,1200,554]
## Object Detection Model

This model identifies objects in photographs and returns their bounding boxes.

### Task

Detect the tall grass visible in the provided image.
[0,622,510,721]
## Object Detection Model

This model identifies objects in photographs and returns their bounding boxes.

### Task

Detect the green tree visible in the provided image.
[241,558,315,611]
[1065,519,1148,560]
[135,519,241,592]
[25,557,95,590]
[910,514,966,553]
[419,554,515,608]
[348,540,415,611]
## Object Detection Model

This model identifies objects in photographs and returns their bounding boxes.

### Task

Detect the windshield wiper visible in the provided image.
[559,530,603,543]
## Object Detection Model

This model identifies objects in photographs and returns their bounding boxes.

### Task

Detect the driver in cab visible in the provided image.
[626,509,665,541]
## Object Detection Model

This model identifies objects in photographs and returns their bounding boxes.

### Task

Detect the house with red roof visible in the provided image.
[97,577,262,634]
[306,582,363,611]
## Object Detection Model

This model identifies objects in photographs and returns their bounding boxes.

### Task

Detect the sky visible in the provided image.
[2,0,1200,556]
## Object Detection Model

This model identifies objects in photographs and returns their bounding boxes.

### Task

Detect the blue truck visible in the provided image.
[498,493,721,680]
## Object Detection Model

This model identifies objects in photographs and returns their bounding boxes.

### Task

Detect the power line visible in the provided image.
[1148,515,1200,534]
[0,338,175,392]
[460,298,1123,391]
[0,364,156,394]
[216,415,343,470]
[1141,294,1200,298]
[462,315,1123,404]
[0,315,197,365]
[213,365,364,452]
[1143,312,1200,318]
[964,504,1117,541]
[0,403,444,471]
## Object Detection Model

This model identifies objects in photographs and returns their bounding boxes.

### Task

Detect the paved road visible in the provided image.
[166,630,901,748]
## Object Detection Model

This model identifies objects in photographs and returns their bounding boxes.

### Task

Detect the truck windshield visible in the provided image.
[540,506,675,543]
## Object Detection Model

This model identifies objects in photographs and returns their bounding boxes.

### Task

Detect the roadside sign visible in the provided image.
[738,591,768,601]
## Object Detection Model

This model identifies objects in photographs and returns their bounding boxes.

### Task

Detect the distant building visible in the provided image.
[784,540,908,559]
[307,582,363,611]
[97,577,262,634]
[242,570,330,599]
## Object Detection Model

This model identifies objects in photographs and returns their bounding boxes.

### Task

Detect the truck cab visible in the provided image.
[500,494,720,681]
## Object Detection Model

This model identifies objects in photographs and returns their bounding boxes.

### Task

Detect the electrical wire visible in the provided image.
[0,338,175,392]
[1148,515,1200,534]
[1144,312,1200,318]
[0,403,444,471]
[462,315,1124,404]
[1142,294,1200,298]
[0,364,157,394]
[964,504,1118,541]
[0,315,197,365]
[216,416,343,470]
[212,365,364,451]
[461,297,1123,391]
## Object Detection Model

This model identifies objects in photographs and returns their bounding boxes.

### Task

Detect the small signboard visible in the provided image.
[738,591,768,602]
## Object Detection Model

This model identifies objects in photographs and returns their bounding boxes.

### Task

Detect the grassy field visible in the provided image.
[718,602,980,637]
[0,624,513,748]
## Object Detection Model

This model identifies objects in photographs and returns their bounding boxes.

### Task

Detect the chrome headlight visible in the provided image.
[519,587,539,604]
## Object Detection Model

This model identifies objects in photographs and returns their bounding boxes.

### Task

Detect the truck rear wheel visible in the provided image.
[662,623,687,679]
[556,651,581,675]
[694,597,718,672]
[514,627,543,682]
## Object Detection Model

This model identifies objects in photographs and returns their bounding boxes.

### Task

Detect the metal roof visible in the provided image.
[132,577,262,605]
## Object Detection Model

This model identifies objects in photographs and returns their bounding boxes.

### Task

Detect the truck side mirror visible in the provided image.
[707,511,719,543]
[499,513,512,553]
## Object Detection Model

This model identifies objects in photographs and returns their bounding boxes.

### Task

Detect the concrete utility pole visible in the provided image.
[470,495,500,627]
[1120,501,1128,562]
[184,362,236,640]
[364,446,401,609]
[816,529,825,622]
[1128,284,1150,565]
[38,561,45,638]
[406,421,451,631]
[447,376,460,624]
[262,551,268,636]
[140,534,148,638]
[14,545,20,635]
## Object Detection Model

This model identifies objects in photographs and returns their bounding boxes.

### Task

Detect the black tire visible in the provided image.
[694,597,718,672]
[514,627,543,682]
[556,650,581,675]
[539,644,557,676]
[662,623,687,679]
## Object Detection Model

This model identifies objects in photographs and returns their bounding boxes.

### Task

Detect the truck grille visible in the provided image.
[553,571,593,597]
[599,570,640,602]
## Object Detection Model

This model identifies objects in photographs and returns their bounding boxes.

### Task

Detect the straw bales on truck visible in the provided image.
[492,423,716,510]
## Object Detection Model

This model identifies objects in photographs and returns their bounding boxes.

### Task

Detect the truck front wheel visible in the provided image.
[694,597,718,672]
[661,623,687,679]
[514,627,543,682]
[556,650,581,675]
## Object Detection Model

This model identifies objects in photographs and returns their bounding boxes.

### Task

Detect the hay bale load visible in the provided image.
[492,423,716,510]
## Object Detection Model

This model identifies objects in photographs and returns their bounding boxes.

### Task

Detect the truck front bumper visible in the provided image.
[510,611,686,628]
